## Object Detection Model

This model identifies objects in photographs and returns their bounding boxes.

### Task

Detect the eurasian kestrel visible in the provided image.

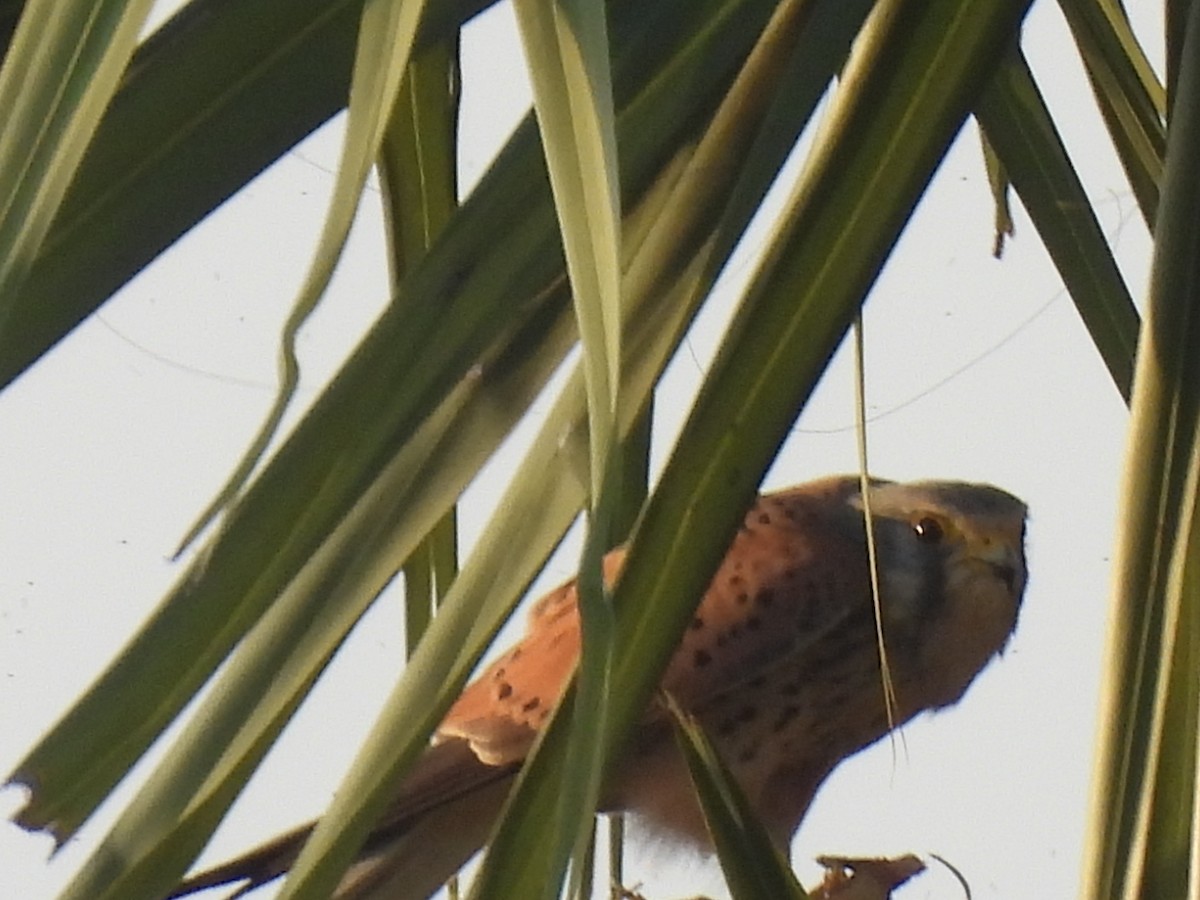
[171,474,1028,899]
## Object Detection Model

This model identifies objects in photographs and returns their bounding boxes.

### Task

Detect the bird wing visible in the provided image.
[654,478,873,712]
[439,476,873,760]
[434,549,628,764]
[167,739,518,900]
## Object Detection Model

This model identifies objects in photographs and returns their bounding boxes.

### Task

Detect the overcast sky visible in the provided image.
[1,2,1164,897]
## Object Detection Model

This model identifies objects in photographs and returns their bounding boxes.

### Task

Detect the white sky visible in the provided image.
[0,1,1164,898]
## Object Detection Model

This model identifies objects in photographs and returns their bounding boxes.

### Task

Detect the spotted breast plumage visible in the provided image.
[171,475,1028,899]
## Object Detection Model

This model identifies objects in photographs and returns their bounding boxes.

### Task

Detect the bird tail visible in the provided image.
[168,739,518,900]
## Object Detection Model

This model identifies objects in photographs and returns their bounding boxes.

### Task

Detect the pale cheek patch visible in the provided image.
[916,566,1019,708]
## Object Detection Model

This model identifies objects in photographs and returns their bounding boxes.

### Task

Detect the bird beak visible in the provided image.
[973,538,1024,596]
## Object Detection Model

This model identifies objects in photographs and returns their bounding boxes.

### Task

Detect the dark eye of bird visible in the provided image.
[914,517,943,543]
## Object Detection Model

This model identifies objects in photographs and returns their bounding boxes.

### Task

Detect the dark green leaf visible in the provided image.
[976,50,1140,402]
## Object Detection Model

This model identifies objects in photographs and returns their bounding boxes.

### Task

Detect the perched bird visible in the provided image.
[171,475,1027,899]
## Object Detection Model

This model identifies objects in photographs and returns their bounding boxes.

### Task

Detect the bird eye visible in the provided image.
[913,516,943,543]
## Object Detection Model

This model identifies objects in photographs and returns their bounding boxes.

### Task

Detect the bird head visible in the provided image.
[851,478,1028,711]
